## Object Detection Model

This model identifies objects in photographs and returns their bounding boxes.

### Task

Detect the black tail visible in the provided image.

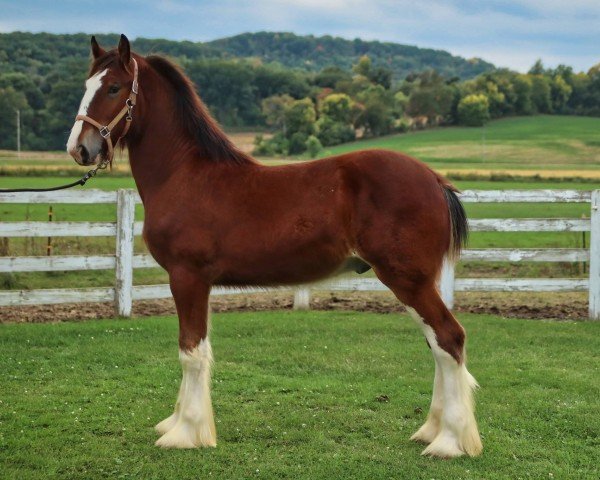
[443,186,469,260]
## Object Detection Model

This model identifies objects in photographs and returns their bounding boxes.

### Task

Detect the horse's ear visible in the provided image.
[91,36,105,59]
[118,34,132,72]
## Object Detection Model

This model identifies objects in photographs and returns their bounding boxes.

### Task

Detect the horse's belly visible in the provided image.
[215,242,358,287]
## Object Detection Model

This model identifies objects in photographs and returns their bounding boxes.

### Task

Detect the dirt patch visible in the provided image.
[0,291,588,324]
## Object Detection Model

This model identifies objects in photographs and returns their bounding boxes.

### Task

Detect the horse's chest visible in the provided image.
[142,210,215,268]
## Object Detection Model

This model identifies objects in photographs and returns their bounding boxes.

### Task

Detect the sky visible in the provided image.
[1,0,598,72]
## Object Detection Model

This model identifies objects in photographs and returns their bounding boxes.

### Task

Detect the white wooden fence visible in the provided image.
[0,189,598,319]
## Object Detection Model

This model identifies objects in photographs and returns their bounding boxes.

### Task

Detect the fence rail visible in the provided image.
[1,189,599,319]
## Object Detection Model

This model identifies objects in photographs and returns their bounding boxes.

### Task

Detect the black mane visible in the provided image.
[145,55,254,165]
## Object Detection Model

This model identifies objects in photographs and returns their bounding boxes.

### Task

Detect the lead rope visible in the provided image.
[0,158,110,193]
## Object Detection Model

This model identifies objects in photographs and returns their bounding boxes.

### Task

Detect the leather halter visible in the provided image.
[75,58,139,164]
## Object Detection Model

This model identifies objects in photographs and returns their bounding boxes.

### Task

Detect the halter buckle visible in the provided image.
[99,126,110,139]
[125,98,135,121]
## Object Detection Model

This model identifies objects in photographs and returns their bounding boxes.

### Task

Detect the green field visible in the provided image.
[2,115,600,175]
[317,115,600,174]
[0,311,598,479]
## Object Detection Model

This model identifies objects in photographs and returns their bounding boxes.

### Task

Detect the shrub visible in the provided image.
[394,117,411,133]
[305,135,323,158]
[252,132,289,156]
[315,116,356,146]
[288,132,309,154]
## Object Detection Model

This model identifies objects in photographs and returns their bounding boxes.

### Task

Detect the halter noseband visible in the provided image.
[76,58,139,165]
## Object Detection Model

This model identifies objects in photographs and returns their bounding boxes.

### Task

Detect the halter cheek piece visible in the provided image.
[75,58,139,165]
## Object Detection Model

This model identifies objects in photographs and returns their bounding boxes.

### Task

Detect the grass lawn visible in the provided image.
[317,115,600,174]
[0,311,598,479]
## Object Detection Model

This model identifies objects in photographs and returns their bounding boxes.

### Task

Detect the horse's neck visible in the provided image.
[125,79,197,200]
[127,131,194,200]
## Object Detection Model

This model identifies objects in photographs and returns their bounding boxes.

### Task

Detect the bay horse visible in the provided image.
[67,35,482,458]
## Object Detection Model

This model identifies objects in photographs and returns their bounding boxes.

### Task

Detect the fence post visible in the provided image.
[589,190,600,320]
[115,189,136,317]
[293,288,311,310]
[439,259,455,309]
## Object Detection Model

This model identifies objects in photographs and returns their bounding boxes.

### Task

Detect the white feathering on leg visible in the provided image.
[155,375,185,435]
[155,339,217,448]
[410,357,443,444]
[407,307,482,458]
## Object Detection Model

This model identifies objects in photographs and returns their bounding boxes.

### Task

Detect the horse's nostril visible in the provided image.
[78,144,89,164]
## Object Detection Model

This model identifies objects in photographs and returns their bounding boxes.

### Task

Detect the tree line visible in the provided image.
[254,57,600,156]
[0,31,492,151]
[0,31,598,152]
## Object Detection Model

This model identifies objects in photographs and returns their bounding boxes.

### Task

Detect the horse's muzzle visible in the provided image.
[69,141,101,166]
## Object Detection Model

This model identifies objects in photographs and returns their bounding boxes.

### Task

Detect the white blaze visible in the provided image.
[66,69,108,152]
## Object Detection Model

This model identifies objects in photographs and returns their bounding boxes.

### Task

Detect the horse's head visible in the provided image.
[67,34,139,166]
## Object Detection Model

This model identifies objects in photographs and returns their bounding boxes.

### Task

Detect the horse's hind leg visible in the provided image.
[155,267,216,448]
[381,274,482,458]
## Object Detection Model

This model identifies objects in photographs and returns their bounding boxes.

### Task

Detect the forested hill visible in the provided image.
[0,31,493,81]
[205,32,494,80]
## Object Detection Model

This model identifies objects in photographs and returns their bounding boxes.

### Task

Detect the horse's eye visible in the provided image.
[108,85,120,95]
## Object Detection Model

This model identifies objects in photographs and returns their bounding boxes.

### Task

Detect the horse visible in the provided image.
[66,34,482,458]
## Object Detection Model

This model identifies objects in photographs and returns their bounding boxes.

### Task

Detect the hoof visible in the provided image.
[155,420,216,449]
[410,420,440,444]
[155,413,179,435]
[421,432,464,458]
[421,428,483,458]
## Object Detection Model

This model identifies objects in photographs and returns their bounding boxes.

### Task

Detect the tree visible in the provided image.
[0,72,44,109]
[355,85,395,136]
[528,59,546,75]
[315,66,351,88]
[407,84,455,123]
[254,65,311,99]
[315,116,355,146]
[530,75,552,113]
[368,66,393,89]
[284,98,316,137]
[457,94,490,126]
[187,59,260,125]
[261,94,294,133]
[353,55,372,77]
[393,91,409,117]
[466,76,506,118]
[350,55,392,88]
[550,75,572,113]
[512,74,533,115]
[319,93,354,124]
[0,87,28,149]
[403,70,457,123]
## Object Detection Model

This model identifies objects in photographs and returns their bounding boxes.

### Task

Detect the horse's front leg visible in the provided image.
[155,267,216,448]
